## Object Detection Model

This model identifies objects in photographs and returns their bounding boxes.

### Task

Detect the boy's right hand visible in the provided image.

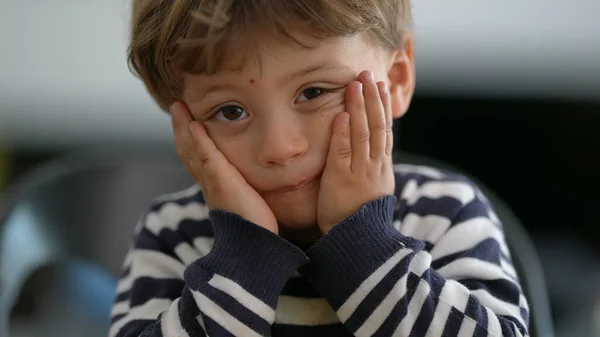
[170,102,279,234]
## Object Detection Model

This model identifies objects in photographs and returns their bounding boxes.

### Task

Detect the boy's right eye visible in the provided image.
[212,105,249,122]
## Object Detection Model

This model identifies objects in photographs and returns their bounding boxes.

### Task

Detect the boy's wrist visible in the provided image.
[188,210,309,306]
[300,195,423,309]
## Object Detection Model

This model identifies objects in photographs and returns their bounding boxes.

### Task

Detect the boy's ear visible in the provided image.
[387,37,416,119]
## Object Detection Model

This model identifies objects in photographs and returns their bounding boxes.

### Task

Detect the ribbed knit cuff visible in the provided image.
[300,196,424,310]
[186,210,309,308]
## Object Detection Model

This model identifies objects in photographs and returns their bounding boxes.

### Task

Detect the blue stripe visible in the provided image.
[199,281,271,334]
[441,308,465,337]
[178,288,201,326]
[114,319,160,337]
[182,316,207,337]
[128,277,186,307]
[451,197,492,224]
[372,272,421,337]
[460,278,521,305]
[134,227,181,262]
[115,289,130,303]
[111,313,126,325]
[178,218,214,239]
[198,315,235,337]
[397,196,463,220]
[431,238,502,270]
[149,192,206,212]
[408,271,446,337]
[344,250,415,332]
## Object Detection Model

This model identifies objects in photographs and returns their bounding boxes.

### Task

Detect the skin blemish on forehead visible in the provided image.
[249,78,255,84]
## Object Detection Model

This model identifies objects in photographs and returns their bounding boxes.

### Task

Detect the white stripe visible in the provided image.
[208,274,275,323]
[109,298,173,337]
[519,294,530,312]
[437,258,513,283]
[501,257,518,280]
[399,179,420,204]
[393,279,431,336]
[153,185,201,203]
[424,301,452,337]
[486,306,503,336]
[146,202,210,235]
[431,217,509,260]
[196,315,206,331]
[111,300,129,317]
[408,250,433,277]
[471,289,526,328]
[393,219,402,231]
[275,296,339,325]
[191,289,262,337]
[399,213,451,244]
[161,298,191,337]
[193,237,215,257]
[394,164,445,179]
[457,316,477,337]
[174,242,201,266]
[354,274,408,337]
[406,181,476,206]
[337,248,413,322]
[438,280,471,313]
[117,250,186,293]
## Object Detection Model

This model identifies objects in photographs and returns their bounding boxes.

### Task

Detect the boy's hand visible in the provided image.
[171,102,279,234]
[317,71,395,234]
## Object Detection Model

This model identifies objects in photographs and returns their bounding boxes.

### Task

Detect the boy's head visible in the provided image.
[129,0,416,235]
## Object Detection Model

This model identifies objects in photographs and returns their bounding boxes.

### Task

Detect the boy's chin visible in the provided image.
[264,189,321,239]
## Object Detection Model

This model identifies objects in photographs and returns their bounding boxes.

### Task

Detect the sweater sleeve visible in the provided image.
[300,191,529,337]
[109,210,308,337]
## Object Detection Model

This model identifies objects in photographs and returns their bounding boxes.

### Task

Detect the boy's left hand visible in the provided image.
[317,70,395,234]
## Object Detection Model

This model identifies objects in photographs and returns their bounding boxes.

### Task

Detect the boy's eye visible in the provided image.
[296,87,327,103]
[212,105,249,122]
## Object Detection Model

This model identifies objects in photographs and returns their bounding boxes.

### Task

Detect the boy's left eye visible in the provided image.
[296,87,327,103]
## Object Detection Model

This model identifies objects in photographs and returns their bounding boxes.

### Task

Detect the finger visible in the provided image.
[188,120,227,180]
[377,81,394,156]
[170,102,199,175]
[359,71,387,158]
[327,111,352,169]
[347,80,369,165]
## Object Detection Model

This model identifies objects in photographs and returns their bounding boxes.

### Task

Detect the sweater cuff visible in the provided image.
[300,195,424,310]
[185,210,309,307]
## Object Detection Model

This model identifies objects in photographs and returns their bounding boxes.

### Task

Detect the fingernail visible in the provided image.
[342,112,350,125]
[379,82,388,95]
[354,82,363,93]
[364,71,375,84]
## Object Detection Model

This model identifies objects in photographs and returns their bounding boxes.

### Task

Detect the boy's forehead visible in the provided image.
[201,32,378,79]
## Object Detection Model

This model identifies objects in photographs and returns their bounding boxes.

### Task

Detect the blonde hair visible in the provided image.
[128,0,412,112]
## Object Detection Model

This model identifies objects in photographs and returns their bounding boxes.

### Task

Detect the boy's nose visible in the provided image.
[257,115,309,167]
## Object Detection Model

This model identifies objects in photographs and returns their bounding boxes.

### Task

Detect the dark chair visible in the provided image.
[0,147,553,337]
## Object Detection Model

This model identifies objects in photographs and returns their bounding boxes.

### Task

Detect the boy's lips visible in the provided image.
[267,174,321,194]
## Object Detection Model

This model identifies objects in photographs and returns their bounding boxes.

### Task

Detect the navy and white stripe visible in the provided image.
[109,165,530,336]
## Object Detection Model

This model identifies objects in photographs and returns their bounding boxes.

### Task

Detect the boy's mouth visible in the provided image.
[267,174,321,194]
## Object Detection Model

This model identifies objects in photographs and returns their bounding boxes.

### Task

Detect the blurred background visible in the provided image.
[1,0,599,336]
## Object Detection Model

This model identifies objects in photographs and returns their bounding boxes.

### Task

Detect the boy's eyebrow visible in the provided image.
[281,63,354,84]
[189,84,237,103]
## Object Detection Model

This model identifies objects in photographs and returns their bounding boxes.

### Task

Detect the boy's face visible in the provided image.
[182,31,414,233]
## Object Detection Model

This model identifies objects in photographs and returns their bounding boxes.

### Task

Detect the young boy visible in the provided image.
[110,1,529,336]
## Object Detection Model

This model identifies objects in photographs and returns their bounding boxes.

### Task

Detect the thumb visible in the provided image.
[327,111,352,169]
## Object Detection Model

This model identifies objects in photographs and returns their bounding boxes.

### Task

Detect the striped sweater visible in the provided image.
[109,164,530,337]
